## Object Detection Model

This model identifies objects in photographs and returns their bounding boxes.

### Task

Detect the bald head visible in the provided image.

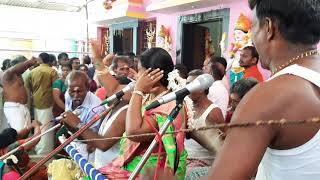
[67,71,89,87]
[67,71,90,108]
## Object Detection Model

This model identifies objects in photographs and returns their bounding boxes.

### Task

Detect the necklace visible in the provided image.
[145,90,170,105]
[272,49,320,75]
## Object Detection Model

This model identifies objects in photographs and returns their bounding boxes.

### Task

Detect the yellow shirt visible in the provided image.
[28,64,58,109]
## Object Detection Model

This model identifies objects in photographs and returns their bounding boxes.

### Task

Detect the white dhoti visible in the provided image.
[4,102,31,131]
[34,107,54,155]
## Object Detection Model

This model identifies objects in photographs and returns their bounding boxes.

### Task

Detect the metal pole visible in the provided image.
[78,0,97,11]
[129,100,184,180]
[85,0,90,54]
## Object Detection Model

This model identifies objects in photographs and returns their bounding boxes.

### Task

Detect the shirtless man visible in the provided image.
[145,0,320,180]
[3,58,37,131]
[206,0,320,179]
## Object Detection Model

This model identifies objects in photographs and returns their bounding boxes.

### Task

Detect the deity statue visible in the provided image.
[220,13,253,85]
[157,25,172,55]
[146,23,156,49]
[205,29,215,62]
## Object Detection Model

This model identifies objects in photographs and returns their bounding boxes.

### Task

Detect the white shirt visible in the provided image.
[65,91,105,162]
[65,91,104,132]
[207,80,229,119]
[256,64,320,180]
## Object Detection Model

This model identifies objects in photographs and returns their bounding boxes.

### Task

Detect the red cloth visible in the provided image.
[3,171,20,180]
[243,65,264,82]
[95,87,107,101]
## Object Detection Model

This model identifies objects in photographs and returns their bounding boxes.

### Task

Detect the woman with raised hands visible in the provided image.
[91,42,188,179]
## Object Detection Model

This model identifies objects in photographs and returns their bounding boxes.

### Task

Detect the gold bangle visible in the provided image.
[132,90,144,97]
[94,63,103,68]
[96,69,109,76]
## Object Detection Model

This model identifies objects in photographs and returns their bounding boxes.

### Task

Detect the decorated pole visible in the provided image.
[20,104,115,180]
[59,136,107,180]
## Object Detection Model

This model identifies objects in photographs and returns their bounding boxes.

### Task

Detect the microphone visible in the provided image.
[100,81,136,106]
[54,108,82,122]
[145,74,214,111]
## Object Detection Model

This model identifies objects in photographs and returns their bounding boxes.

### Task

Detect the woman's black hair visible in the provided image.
[140,48,174,87]
[1,59,11,71]
[230,77,258,98]
[0,128,17,149]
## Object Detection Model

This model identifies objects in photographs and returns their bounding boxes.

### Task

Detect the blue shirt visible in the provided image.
[65,91,105,132]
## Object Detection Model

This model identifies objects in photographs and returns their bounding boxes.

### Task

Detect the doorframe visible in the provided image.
[176,8,230,65]
[109,20,139,54]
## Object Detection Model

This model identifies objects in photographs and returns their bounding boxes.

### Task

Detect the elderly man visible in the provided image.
[62,76,131,168]
[62,71,104,161]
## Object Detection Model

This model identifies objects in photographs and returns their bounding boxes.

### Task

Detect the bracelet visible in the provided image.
[132,90,144,97]
[94,63,105,69]
[96,69,109,76]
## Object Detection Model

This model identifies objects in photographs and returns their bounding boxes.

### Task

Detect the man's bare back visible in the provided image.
[3,59,37,104]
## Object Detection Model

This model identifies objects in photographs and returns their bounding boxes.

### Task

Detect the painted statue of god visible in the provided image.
[157,25,172,55]
[221,13,253,85]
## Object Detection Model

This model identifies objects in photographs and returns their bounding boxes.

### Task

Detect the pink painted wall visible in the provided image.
[144,0,272,79]
[144,0,252,60]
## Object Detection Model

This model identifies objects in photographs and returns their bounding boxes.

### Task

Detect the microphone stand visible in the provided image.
[20,103,117,180]
[129,98,184,180]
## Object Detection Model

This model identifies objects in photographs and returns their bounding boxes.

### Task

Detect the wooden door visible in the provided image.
[193,25,207,69]
[122,28,133,53]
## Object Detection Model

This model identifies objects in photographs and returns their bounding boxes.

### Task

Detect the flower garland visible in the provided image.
[103,0,116,10]
[167,69,195,128]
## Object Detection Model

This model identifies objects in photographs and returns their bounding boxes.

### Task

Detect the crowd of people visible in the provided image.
[0,42,262,179]
[0,0,319,179]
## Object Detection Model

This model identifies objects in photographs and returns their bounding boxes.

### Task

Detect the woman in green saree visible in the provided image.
[92,46,188,179]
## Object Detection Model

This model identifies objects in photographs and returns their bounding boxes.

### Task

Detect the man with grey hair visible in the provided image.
[62,70,104,161]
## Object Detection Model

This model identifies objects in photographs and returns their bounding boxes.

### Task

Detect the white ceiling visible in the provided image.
[0,0,90,12]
